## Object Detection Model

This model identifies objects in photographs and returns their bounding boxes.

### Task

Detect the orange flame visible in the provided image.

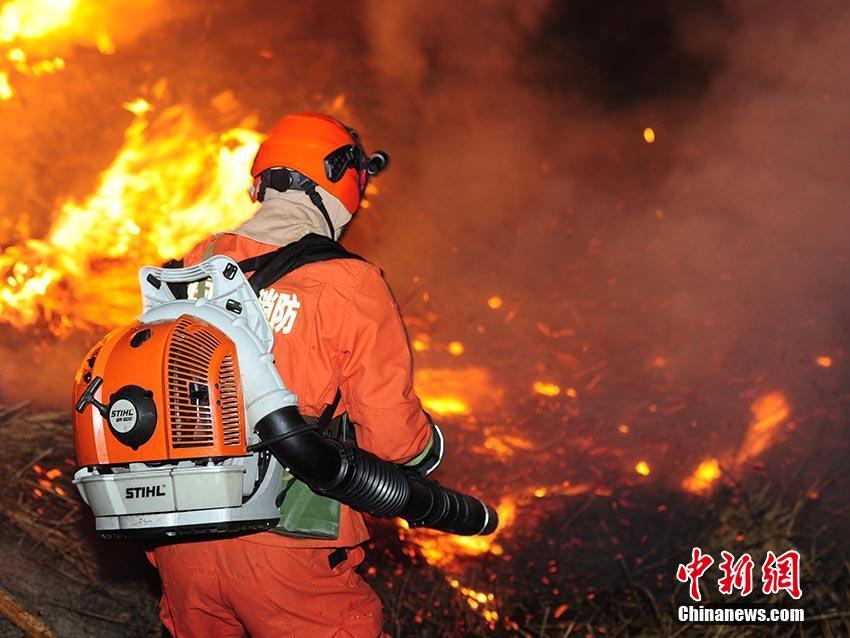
[0,70,11,100]
[477,434,533,458]
[0,0,78,42]
[734,391,790,466]
[816,355,832,368]
[0,0,76,99]
[448,579,499,625]
[681,457,722,494]
[414,367,498,417]
[0,1,162,101]
[400,497,516,568]
[533,381,561,397]
[0,101,261,334]
[683,391,790,494]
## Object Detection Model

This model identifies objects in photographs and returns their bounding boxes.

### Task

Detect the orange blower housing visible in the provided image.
[74,316,247,467]
[72,256,297,539]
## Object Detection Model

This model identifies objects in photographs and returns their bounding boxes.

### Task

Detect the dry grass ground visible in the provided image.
[0,404,846,637]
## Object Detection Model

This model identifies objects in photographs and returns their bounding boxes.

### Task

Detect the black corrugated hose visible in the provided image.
[254,406,498,536]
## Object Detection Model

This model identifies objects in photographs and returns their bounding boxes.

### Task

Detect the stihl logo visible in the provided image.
[125,485,166,499]
[111,409,134,417]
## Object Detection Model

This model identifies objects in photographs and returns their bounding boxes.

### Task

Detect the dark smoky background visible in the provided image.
[348,0,849,491]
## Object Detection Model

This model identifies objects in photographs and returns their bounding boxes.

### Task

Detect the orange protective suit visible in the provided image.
[149,229,431,637]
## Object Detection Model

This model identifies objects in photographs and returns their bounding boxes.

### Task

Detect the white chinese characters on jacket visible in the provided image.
[259,287,300,334]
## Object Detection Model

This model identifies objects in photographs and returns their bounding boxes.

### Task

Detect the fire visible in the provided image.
[400,497,516,568]
[31,464,66,499]
[411,338,429,352]
[816,355,832,368]
[0,1,157,101]
[683,391,790,494]
[448,340,465,356]
[643,127,656,143]
[478,433,534,458]
[403,482,593,627]
[0,100,262,335]
[635,460,651,476]
[449,579,499,625]
[651,355,668,368]
[0,0,78,42]
[682,457,722,494]
[404,483,593,568]
[0,70,10,100]
[533,381,561,397]
[533,481,594,499]
[95,32,115,54]
[420,396,471,416]
[735,391,790,465]
[414,367,498,417]
[487,295,502,309]
[0,0,76,98]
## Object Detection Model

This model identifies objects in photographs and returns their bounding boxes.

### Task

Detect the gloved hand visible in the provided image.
[403,415,444,477]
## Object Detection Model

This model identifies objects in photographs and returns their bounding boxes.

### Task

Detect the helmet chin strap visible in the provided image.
[303,182,337,240]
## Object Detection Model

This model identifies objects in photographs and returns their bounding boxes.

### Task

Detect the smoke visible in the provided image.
[357,0,850,480]
[597,2,850,391]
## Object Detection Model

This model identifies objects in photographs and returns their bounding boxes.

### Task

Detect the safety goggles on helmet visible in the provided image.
[323,128,390,193]
[324,143,367,186]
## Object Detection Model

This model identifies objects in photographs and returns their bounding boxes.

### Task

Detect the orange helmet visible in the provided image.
[250,112,387,213]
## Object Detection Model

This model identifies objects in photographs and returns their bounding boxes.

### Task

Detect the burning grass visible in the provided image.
[365,476,850,637]
[0,99,261,335]
[0,402,846,637]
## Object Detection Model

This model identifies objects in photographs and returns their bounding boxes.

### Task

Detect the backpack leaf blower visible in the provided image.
[72,256,498,539]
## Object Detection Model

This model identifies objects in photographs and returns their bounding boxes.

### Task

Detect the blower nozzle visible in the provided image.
[255,406,498,536]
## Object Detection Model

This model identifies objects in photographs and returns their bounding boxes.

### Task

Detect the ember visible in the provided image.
[634,460,651,476]
[682,457,722,494]
[447,340,465,356]
[533,381,561,397]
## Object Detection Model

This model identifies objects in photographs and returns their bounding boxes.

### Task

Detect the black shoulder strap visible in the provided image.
[238,233,364,295]
[317,389,343,434]
[241,234,361,428]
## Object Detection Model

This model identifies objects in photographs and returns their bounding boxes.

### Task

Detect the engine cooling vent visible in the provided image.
[166,317,219,448]
[218,353,242,447]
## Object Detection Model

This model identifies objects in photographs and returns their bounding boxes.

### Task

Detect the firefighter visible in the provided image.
[147,113,441,637]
